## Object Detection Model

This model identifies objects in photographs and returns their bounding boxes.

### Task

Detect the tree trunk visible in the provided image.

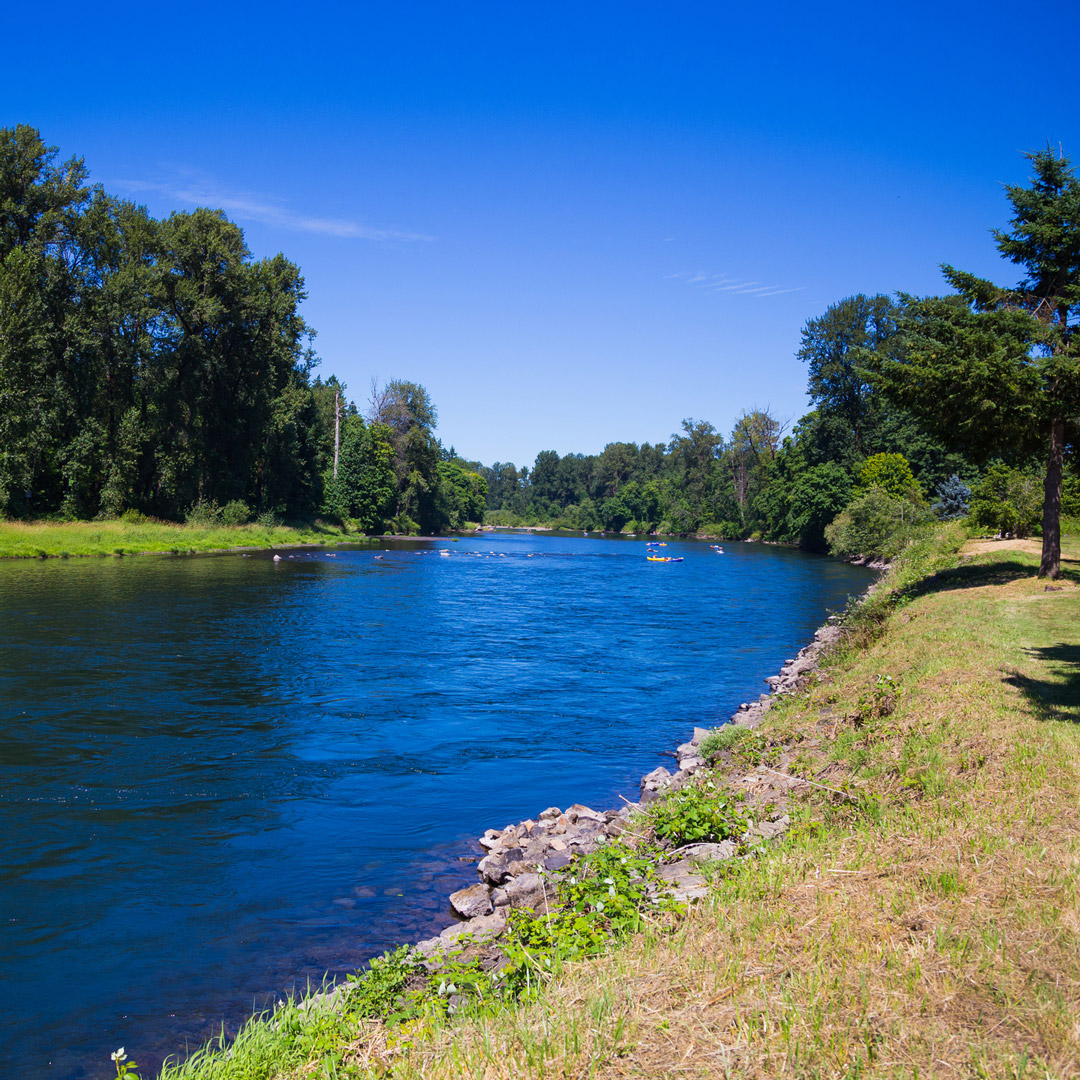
[1038,416,1064,579]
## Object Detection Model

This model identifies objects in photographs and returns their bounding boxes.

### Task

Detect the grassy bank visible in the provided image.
[0,518,361,558]
[123,525,1079,1080]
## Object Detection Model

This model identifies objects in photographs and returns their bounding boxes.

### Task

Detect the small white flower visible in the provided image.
[111,1048,127,1063]
[608,885,616,897]
[595,900,605,912]
[603,877,614,885]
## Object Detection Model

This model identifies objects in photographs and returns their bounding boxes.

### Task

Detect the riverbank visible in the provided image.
[0,518,362,558]
[137,522,1080,1079]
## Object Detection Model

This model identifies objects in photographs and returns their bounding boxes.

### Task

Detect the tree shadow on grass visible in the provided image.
[1005,643,1080,723]
[896,559,1038,603]
[896,552,1080,604]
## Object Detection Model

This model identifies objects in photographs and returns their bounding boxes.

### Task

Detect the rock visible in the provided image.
[675,741,697,759]
[678,754,705,772]
[414,936,443,957]
[502,872,551,913]
[680,840,737,863]
[640,766,672,802]
[653,860,710,902]
[565,804,606,824]
[543,850,572,872]
[692,726,710,745]
[537,806,563,821]
[548,837,568,852]
[449,883,494,919]
[438,909,507,944]
[478,846,526,885]
[746,815,790,841]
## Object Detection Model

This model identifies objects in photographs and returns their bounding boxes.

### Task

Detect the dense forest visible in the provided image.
[2,127,1077,570]
[0,125,484,534]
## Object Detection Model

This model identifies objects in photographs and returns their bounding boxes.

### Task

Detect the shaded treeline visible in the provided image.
[0,126,485,533]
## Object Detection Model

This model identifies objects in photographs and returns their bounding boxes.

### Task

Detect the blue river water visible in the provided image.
[0,531,871,1078]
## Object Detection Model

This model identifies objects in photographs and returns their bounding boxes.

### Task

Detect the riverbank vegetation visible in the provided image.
[0,516,358,559]
[3,130,1078,571]
[124,522,1080,1079]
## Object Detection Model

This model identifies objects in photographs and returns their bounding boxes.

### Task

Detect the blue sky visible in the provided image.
[5,1,1079,468]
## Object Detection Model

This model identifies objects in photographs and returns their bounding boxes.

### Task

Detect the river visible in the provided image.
[0,531,871,1077]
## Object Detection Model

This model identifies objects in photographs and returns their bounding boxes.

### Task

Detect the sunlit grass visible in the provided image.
[0,518,360,558]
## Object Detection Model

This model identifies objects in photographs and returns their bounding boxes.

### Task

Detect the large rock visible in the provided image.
[542,849,572,872]
[438,909,507,944]
[640,765,672,805]
[652,860,710,902]
[449,883,493,919]
[502,872,552,913]
[477,846,526,884]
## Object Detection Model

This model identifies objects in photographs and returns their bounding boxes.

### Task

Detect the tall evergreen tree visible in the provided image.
[881,147,1080,577]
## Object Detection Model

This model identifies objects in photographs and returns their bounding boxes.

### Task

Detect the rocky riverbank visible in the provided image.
[404,615,846,980]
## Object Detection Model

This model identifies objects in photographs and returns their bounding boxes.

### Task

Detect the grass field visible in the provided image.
[100,526,1080,1080]
[0,518,360,558]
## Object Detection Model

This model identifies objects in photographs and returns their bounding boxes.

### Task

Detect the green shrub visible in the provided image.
[184,500,223,527]
[256,509,283,529]
[968,464,1042,537]
[648,778,748,847]
[699,724,765,764]
[220,500,252,526]
[826,488,932,561]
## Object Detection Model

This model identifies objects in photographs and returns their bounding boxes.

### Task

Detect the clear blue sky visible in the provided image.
[5,1,1079,468]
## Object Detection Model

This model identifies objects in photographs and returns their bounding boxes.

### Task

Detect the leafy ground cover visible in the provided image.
[105,525,1080,1080]
[0,518,359,558]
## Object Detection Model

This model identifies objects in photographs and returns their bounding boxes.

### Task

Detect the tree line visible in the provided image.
[0,125,485,533]
[2,128,1077,572]
[480,147,1080,577]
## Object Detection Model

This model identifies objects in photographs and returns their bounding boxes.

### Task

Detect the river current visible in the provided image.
[0,531,870,1077]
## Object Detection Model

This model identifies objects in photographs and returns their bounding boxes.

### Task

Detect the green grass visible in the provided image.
[0,518,364,558]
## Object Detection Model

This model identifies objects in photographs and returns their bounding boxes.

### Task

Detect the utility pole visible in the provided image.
[333,389,341,479]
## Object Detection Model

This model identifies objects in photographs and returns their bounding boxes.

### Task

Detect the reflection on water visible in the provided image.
[0,533,870,1077]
